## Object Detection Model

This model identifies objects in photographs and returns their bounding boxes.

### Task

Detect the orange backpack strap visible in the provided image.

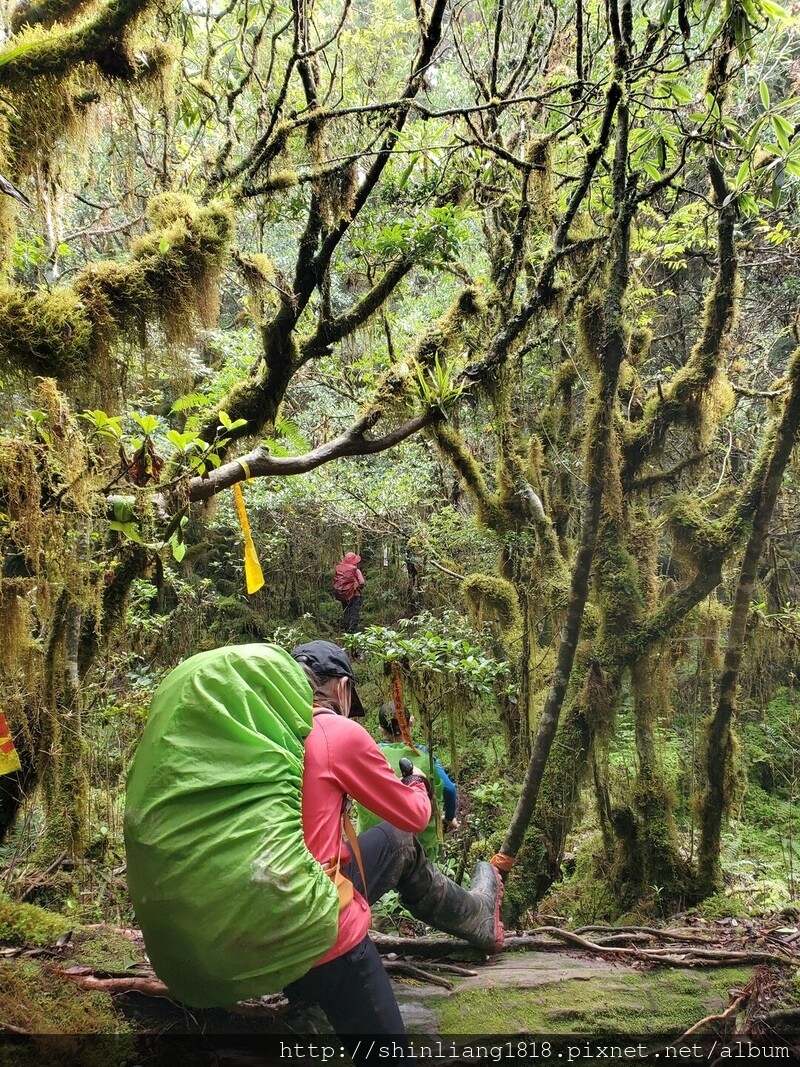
[342,801,368,901]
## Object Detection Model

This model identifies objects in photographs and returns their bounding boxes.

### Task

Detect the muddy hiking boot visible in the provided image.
[402,860,505,954]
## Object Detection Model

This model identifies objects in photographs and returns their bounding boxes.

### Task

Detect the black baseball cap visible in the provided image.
[290,640,365,717]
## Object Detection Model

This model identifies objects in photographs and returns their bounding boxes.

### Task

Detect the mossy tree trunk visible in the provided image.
[498,50,634,862]
[695,341,800,897]
[38,597,89,862]
[613,656,687,909]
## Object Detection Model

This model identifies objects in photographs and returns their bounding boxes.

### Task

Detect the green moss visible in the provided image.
[75,194,234,356]
[263,168,299,190]
[69,926,147,971]
[0,893,72,946]
[9,0,97,33]
[415,287,485,371]
[0,958,132,1039]
[538,828,618,924]
[594,533,645,661]
[627,326,652,367]
[433,423,506,530]
[0,195,232,382]
[433,966,752,1036]
[461,573,522,637]
[577,289,605,370]
[0,285,94,376]
[665,493,729,574]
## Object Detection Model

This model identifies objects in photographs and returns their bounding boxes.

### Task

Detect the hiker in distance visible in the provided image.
[354,701,460,863]
[333,550,365,632]
[285,640,504,1052]
[378,701,459,834]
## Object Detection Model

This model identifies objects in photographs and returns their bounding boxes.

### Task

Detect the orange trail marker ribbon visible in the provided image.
[390,661,417,752]
[232,478,265,595]
[0,710,21,776]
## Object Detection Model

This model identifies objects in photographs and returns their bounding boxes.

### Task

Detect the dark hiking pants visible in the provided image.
[284,823,427,1063]
[342,594,363,633]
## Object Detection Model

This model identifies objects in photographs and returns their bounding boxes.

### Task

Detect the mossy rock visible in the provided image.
[394,953,753,1039]
[0,894,71,947]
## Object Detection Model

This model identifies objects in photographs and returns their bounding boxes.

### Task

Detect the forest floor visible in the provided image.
[2,916,800,1065]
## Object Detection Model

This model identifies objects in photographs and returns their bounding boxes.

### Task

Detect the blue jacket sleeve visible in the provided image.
[433,757,457,822]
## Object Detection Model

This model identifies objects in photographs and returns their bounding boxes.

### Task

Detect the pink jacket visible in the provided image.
[302,710,431,966]
[334,553,365,599]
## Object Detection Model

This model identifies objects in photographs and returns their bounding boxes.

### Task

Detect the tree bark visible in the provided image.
[696,340,800,896]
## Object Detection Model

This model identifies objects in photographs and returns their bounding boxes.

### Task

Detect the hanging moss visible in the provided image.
[230,252,277,327]
[3,57,85,177]
[578,660,615,740]
[618,360,639,403]
[696,372,735,443]
[0,439,47,560]
[0,581,32,675]
[237,251,276,291]
[528,135,554,225]
[525,433,545,486]
[415,286,486,370]
[665,493,729,576]
[0,384,115,855]
[627,326,652,367]
[75,194,233,359]
[461,572,523,651]
[0,285,94,377]
[317,161,359,226]
[0,196,232,382]
[577,289,605,370]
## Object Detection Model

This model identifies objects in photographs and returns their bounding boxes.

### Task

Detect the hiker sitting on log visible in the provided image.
[286,640,504,1055]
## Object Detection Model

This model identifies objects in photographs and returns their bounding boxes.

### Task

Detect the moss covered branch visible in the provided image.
[9,0,96,32]
[621,17,740,484]
[306,256,417,355]
[0,0,158,87]
[0,194,233,380]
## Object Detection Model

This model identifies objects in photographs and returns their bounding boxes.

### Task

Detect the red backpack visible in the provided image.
[333,556,360,602]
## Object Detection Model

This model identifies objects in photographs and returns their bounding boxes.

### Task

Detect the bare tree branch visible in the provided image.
[185,411,437,503]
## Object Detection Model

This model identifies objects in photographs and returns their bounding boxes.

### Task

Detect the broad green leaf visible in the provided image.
[758,0,787,18]
[132,413,160,435]
[109,520,145,544]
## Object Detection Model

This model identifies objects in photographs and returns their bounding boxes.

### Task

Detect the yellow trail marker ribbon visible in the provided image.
[232,481,265,594]
[0,710,21,776]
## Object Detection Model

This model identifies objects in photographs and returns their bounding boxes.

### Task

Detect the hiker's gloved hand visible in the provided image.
[399,758,434,800]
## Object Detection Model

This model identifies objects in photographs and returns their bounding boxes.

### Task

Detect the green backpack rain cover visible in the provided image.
[124,643,340,1007]
[355,742,444,858]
